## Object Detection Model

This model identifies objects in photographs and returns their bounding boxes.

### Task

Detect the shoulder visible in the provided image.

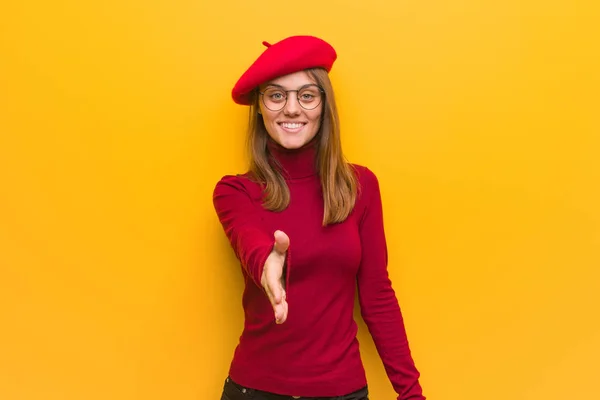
[213,173,262,199]
[348,163,383,214]
[214,173,247,190]
[347,164,384,222]
[350,163,381,193]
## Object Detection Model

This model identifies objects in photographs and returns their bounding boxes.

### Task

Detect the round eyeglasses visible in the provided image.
[259,84,324,111]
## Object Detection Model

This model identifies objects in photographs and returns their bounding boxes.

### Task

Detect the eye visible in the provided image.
[265,90,286,102]
[299,89,319,102]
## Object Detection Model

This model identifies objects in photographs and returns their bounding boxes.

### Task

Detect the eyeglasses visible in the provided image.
[259,84,324,111]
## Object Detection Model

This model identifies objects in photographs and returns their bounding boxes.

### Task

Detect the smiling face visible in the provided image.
[258,71,323,149]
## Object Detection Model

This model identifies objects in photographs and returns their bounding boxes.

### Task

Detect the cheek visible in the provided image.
[309,111,323,129]
[261,113,279,134]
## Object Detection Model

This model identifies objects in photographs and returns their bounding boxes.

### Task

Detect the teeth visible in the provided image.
[281,123,304,129]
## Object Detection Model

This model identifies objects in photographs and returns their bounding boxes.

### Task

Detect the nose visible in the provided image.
[283,94,301,116]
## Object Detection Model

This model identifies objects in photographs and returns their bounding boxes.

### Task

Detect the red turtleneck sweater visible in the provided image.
[212,139,425,399]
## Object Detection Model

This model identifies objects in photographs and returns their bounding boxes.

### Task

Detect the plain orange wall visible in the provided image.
[1,1,598,399]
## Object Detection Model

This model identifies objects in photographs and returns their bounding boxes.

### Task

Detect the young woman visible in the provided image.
[213,35,425,400]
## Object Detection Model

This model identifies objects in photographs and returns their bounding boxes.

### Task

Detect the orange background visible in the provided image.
[1,1,599,399]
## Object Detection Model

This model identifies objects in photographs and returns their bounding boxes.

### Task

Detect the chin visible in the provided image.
[279,140,304,149]
[275,134,313,150]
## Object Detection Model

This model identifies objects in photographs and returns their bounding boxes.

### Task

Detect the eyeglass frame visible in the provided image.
[258,84,325,111]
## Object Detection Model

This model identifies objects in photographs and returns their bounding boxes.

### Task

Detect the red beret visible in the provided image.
[231,35,337,105]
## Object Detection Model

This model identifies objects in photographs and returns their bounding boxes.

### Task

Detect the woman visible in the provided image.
[213,35,425,400]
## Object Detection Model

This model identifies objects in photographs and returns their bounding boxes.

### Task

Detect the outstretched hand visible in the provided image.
[261,230,289,324]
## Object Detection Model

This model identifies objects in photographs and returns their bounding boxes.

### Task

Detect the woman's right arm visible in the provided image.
[213,175,274,287]
[213,175,289,324]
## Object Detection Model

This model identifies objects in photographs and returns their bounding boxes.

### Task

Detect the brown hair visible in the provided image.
[245,68,358,226]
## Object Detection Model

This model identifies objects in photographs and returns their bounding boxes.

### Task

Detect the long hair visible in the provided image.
[245,68,358,226]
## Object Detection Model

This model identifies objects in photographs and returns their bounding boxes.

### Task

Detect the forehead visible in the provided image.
[261,71,316,89]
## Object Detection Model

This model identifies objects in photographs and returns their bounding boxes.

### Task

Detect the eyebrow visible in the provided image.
[263,83,318,90]
[264,83,285,89]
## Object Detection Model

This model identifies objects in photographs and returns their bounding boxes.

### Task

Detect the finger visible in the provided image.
[274,297,284,321]
[265,275,285,306]
[271,285,287,323]
[264,285,274,304]
[277,289,288,324]
[275,298,288,324]
[269,278,283,304]
[273,230,290,254]
[281,298,289,324]
[274,302,283,323]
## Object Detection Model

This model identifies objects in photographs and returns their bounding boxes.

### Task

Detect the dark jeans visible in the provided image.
[220,377,369,400]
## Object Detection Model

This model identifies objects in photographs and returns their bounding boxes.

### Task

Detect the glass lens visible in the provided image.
[298,87,322,109]
[262,88,287,110]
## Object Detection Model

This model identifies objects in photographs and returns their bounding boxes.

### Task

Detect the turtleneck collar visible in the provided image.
[267,136,319,180]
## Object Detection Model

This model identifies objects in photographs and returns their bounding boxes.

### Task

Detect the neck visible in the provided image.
[267,136,318,180]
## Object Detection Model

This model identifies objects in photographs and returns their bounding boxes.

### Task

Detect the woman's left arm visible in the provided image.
[356,168,426,400]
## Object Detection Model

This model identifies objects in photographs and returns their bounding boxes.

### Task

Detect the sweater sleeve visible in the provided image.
[356,168,426,400]
[212,175,274,288]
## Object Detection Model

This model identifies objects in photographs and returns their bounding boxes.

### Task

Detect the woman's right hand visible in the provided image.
[261,230,289,324]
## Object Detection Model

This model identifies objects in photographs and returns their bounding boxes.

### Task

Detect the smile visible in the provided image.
[279,122,306,129]
[278,122,307,133]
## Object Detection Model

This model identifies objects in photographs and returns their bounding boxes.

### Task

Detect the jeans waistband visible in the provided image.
[225,376,368,400]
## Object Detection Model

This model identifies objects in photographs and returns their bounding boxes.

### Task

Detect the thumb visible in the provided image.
[273,230,290,254]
